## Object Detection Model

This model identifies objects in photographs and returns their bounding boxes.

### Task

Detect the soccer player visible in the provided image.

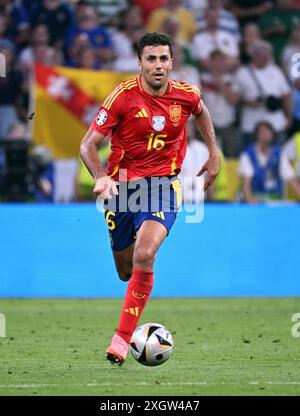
[80,32,220,366]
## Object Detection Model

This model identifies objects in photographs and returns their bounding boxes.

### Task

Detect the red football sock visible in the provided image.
[116,269,154,343]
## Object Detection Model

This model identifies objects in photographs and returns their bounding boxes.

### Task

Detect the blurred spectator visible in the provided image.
[170,42,201,89]
[292,0,300,8]
[161,14,181,44]
[201,49,240,157]
[230,0,273,27]
[65,3,114,67]
[87,0,128,27]
[71,0,88,21]
[0,122,54,202]
[76,47,101,69]
[182,0,208,14]
[0,12,10,43]
[0,136,30,202]
[160,14,196,66]
[33,44,62,66]
[65,32,91,67]
[179,119,229,202]
[289,78,300,136]
[111,5,144,72]
[147,0,197,43]
[0,0,30,50]
[235,40,292,147]
[179,138,208,203]
[133,0,166,24]
[53,158,78,202]
[259,0,300,64]
[30,144,54,202]
[6,120,29,140]
[31,0,74,49]
[238,121,285,202]
[0,44,26,138]
[281,24,300,135]
[281,22,300,80]
[22,0,43,15]
[192,8,239,71]
[240,22,262,64]
[281,132,300,199]
[196,0,241,42]
[18,24,63,76]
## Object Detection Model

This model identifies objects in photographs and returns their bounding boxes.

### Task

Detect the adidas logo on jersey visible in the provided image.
[135,108,148,118]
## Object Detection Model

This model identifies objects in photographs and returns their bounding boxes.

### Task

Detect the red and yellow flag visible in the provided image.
[32,64,134,158]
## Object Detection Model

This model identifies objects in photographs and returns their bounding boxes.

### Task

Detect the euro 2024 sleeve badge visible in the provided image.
[96,109,108,126]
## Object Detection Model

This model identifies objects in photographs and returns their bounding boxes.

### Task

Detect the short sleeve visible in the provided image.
[191,89,203,116]
[91,88,125,136]
[238,152,254,178]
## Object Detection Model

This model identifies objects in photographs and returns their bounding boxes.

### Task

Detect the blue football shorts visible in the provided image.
[103,176,182,251]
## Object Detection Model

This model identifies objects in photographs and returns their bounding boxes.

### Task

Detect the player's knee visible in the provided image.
[133,246,155,266]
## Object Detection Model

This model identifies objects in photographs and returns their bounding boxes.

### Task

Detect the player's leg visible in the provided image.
[133,220,167,271]
[106,220,167,365]
[103,207,135,281]
[106,177,180,365]
[112,243,134,282]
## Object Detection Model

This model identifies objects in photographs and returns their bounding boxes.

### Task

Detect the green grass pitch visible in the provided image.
[0,298,300,396]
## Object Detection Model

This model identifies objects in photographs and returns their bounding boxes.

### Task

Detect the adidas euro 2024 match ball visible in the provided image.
[130,323,174,366]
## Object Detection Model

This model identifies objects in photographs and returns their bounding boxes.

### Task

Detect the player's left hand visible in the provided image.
[197,153,220,192]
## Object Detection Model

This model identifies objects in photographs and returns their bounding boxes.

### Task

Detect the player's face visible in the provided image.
[138,45,173,92]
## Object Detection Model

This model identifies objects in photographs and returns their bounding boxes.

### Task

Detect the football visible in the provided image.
[130,323,174,366]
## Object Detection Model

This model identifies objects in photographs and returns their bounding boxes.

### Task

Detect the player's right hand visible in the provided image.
[93,176,118,200]
[197,153,220,192]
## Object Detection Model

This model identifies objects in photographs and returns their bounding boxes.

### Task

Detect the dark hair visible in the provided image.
[254,121,275,139]
[137,32,173,60]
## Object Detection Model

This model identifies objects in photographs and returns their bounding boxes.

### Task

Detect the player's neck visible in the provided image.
[140,76,169,97]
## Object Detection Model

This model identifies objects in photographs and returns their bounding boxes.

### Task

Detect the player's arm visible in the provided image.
[194,101,220,191]
[80,126,118,199]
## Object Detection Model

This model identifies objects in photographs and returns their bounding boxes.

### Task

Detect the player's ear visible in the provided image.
[137,59,141,70]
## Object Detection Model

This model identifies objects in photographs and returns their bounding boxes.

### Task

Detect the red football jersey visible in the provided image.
[92,75,202,181]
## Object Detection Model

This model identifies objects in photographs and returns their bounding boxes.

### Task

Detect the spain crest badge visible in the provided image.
[169,105,181,123]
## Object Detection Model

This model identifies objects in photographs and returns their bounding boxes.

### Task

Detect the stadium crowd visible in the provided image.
[1,0,300,203]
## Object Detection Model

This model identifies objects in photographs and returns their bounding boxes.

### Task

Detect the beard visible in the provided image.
[147,74,166,90]
[150,81,164,90]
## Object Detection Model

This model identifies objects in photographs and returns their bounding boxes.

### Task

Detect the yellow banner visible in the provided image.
[32,64,135,158]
